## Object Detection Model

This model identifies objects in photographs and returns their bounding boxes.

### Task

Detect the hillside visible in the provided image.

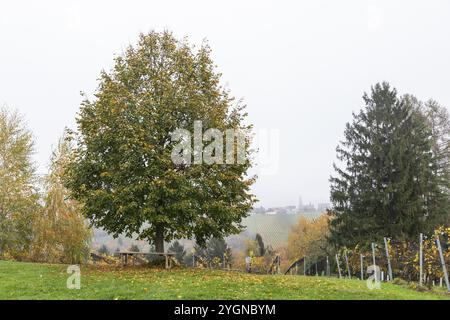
[92,213,321,253]
[92,213,318,252]
[1,261,448,300]
[242,213,321,248]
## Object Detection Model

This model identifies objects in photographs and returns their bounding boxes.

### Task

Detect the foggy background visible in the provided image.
[1,0,449,208]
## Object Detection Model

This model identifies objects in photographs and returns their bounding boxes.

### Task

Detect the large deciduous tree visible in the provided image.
[329,83,449,247]
[65,31,256,252]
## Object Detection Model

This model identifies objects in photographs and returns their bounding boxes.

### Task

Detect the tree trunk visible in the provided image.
[155,225,165,253]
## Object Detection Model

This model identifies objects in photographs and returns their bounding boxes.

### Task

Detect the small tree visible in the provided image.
[98,244,110,256]
[31,134,91,264]
[193,237,232,267]
[168,240,186,263]
[255,233,265,257]
[129,244,140,252]
[206,238,230,261]
[0,107,40,260]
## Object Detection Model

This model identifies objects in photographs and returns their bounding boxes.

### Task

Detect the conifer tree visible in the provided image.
[168,240,186,263]
[329,83,449,247]
[255,233,265,257]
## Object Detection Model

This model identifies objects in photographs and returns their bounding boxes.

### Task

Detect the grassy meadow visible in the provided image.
[0,260,449,300]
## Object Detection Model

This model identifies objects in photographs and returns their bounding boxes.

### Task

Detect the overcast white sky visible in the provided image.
[1,0,449,208]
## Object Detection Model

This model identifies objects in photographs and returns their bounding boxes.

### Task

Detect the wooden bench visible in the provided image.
[118,251,176,269]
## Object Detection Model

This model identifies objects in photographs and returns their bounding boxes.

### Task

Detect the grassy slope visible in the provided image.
[0,260,448,300]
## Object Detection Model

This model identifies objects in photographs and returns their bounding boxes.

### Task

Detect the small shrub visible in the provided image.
[408,282,430,292]
[392,278,407,286]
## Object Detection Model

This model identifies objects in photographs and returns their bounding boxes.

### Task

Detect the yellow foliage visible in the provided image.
[286,214,330,262]
[30,135,91,264]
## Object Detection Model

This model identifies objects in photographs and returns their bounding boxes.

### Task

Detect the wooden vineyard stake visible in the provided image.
[336,254,342,279]
[436,236,450,292]
[384,237,393,281]
[344,250,351,279]
[419,233,423,287]
[360,254,364,280]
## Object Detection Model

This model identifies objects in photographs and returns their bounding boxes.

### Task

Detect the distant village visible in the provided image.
[251,196,331,215]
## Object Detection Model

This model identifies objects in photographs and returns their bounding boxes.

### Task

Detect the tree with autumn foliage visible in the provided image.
[65,31,256,253]
[0,107,40,260]
[286,214,331,262]
[31,134,91,264]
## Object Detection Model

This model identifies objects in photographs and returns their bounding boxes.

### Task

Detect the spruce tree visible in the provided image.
[329,82,449,247]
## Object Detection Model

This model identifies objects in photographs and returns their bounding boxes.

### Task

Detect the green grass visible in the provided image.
[0,260,448,300]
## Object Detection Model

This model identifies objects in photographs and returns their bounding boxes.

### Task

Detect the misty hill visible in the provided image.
[241,212,322,248]
[92,212,323,253]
